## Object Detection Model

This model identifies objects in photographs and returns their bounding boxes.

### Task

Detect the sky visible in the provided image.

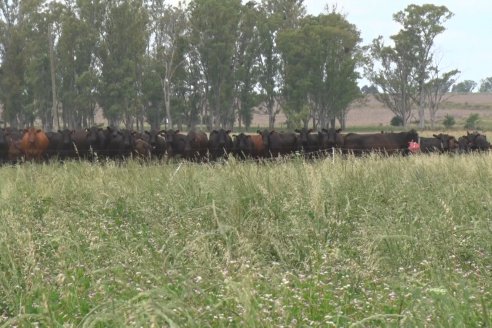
[305,0,492,88]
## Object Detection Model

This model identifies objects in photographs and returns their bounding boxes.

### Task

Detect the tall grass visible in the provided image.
[0,154,490,327]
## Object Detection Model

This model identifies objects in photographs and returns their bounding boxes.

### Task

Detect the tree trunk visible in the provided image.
[162,78,172,129]
[49,24,59,131]
[268,96,276,129]
[418,87,425,129]
[429,108,436,129]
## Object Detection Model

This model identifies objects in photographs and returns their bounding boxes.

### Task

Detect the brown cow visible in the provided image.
[184,130,208,161]
[133,137,152,159]
[233,133,266,160]
[20,128,50,161]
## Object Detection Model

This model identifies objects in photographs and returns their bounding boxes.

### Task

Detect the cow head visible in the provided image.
[295,128,314,147]
[433,133,459,152]
[320,128,343,149]
[257,129,272,149]
[233,133,251,159]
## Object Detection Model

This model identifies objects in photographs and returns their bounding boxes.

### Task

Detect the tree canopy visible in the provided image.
[0,0,465,131]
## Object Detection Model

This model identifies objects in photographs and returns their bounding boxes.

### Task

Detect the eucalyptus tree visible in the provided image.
[451,80,476,93]
[98,0,148,128]
[367,4,453,129]
[148,0,188,130]
[257,0,305,129]
[180,46,207,129]
[365,35,416,128]
[479,77,492,93]
[0,0,31,127]
[188,0,241,129]
[425,68,459,128]
[23,1,54,129]
[393,4,453,129]
[278,12,361,129]
[56,0,104,128]
[233,1,261,129]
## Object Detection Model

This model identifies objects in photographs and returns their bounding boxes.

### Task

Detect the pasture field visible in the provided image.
[0,154,491,327]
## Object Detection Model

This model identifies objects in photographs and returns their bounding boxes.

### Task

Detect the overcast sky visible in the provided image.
[306,0,491,87]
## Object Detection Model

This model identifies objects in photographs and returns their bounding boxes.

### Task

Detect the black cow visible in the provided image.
[295,128,320,157]
[258,130,298,157]
[184,130,208,161]
[144,130,167,159]
[163,130,187,161]
[233,133,266,160]
[319,128,344,151]
[458,131,490,152]
[105,127,135,159]
[85,127,108,159]
[4,128,23,163]
[70,129,93,159]
[46,129,74,160]
[0,129,8,163]
[209,129,233,161]
[341,130,419,155]
[420,134,458,153]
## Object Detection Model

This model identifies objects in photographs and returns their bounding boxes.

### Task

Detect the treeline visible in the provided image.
[0,0,362,131]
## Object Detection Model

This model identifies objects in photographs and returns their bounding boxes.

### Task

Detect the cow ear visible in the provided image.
[308,128,314,133]
[23,128,29,133]
[294,129,300,133]
[226,130,231,134]
[433,134,439,138]
[257,130,261,134]
[36,129,42,133]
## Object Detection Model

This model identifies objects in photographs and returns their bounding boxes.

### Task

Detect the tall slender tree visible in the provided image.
[233,1,261,129]
[257,0,305,129]
[278,12,361,129]
[189,0,241,129]
[148,0,188,130]
[98,0,148,128]
[365,36,416,127]
[392,4,453,129]
[425,67,459,128]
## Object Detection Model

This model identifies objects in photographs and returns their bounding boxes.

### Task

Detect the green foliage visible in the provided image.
[452,80,477,93]
[0,156,490,326]
[442,114,455,128]
[479,77,492,93]
[366,4,454,129]
[464,113,480,129]
[189,0,242,128]
[98,0,149,126]
[390,115,404,126]
[278,11,362,129]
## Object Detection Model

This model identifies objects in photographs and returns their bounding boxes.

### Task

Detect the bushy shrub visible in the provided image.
[443,114,455,129]
[390,115,404,127]
[464,113,480,129]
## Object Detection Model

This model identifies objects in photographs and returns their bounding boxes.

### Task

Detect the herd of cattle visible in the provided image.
[0,126,490,164]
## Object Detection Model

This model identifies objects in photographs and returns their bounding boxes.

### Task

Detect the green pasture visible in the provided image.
[0,154,490,327]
